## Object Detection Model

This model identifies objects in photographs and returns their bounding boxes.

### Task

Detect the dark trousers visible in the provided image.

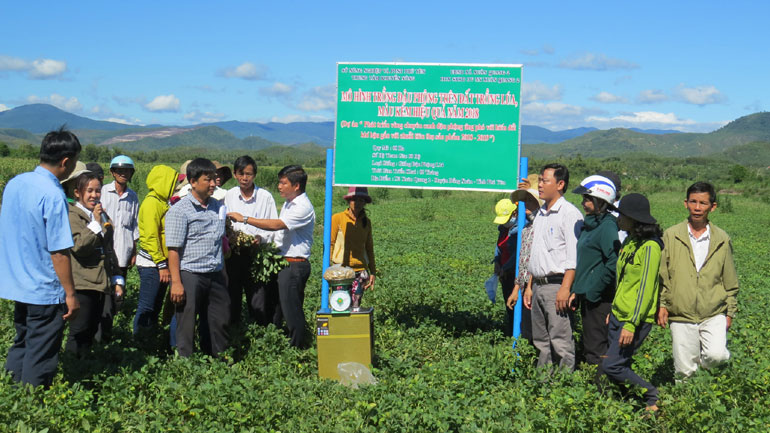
[65,290,106,355]
[174,270,230,357]
[500,273,516,337]
[5,302,66,388]
[133,266,169,333]
[95,266,127,343]
[580,297,612,372]
[603,314,659,406]
[276,261,311,348]
[226,253,280,326]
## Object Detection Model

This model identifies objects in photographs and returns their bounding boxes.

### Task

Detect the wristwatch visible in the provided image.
[243,215,249,224]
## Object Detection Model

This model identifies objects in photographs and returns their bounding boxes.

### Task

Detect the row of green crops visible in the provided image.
[0,158,768,432]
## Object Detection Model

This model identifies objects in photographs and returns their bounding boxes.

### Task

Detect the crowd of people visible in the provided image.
[0,129,334,388]
[0,128,739,416]
[493,163,739,412]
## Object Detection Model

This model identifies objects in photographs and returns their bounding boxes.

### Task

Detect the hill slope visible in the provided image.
[0,104,142,133]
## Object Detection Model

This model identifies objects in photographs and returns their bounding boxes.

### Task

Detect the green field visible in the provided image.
[0,158,769,432]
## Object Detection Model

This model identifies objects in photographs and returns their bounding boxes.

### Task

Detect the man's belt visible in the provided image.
[285,257,308,263]
[533,274,564,285]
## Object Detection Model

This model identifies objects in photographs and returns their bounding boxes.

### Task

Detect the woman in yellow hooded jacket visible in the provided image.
[133,165,181,334]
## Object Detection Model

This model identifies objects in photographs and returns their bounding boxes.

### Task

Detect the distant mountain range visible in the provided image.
[1,104,768,166]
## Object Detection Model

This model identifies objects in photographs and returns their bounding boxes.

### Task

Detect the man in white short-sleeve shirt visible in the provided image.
[227,165,315,348]
[223,156,280,326]
[524,163,583,370]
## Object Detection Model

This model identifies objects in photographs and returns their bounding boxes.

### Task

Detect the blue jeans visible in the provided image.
[603,314,658,406]
[133,266,168,334]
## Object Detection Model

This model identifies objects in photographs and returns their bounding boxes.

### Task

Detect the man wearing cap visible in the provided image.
[223,156,279,325]
[526,163,584,370]
[99,155,139,342]
[227,165,315,348]
[0,128,81,388]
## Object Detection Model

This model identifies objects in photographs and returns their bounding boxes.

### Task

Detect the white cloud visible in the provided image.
[522,81,563,103]
[520,44,554,56]
[591,91,628,104]
[220,61,268,81]
[0,103,9,112]
[522,101,603,130]
[183,110,226,123]
[296,85,336,112]
[588,111,694,127]
[520,49,539,56]
[144,94,180,112]
[559,53,638,71]
[674,85,726,106]
[26,93,83,112]
[542,44,555,55]
[259,81,294,97]
[637,89,668,104]
[0,55,67,79]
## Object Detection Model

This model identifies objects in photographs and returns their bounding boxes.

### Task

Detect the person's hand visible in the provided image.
[63,294,80,321]
[130,255,136,268]
[568,292,578,311]
[253,235,262,245]
[93,203,103,224]
[365,274,375,290]
[506,285,520,309]
[605,314,610,325]
[115,284,124,299]
[518,178,531,190]
[159,268,171,283]
[523,287,533,310]
[726,316,732,330]
[555,287,571,313]
[619,328,634,347]
[657,307,669,328]
[227,212,244,222]
[170,281,185,304]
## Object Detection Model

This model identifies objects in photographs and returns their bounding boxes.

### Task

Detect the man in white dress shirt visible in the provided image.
[526,163,584,370]
[223,156,279,326]
[227,165,315,348]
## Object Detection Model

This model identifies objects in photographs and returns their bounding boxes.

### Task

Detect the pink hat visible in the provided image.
[343,186,372,203]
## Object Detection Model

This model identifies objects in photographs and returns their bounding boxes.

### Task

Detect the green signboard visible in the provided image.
[334,62,522,191]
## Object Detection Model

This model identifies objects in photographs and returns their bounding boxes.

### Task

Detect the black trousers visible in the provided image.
[276,261,311,348]
[95,266,127,343]
[65,290,106,355]
[5,302,66,388]
[174,270,230,357]
[226,253,280,326]
[500,273,516,337]
[580,296,612,371]
[603,314,659,406]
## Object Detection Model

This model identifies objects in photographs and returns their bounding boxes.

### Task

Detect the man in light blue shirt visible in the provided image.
[0,128,81,388]
[166,158,228,357]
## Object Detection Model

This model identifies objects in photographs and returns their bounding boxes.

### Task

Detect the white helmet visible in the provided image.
[572,175,616,204]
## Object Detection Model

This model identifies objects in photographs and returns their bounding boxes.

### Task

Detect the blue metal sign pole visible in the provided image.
[318,148,333,314]
[512,157,528,346]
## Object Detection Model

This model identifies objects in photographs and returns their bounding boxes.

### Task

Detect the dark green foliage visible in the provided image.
[0,160,769,432]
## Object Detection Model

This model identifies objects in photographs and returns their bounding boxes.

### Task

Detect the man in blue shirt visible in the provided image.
[0,128,82,388]
[166,158,229,357]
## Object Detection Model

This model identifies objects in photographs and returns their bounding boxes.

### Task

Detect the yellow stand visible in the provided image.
[316,308,374,380]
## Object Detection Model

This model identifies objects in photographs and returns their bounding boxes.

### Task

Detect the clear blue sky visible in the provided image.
[1,0,766,132]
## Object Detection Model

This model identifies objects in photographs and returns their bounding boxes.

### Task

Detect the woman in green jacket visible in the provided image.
[603,193,662,413]
[65,171,124,355]
[570,175,620,375]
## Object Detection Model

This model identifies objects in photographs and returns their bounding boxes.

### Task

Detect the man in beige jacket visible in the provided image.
[658,182,739,378]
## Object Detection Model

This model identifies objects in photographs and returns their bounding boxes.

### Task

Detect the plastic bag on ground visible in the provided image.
[485,274,498,303]
[337,362,377,389]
